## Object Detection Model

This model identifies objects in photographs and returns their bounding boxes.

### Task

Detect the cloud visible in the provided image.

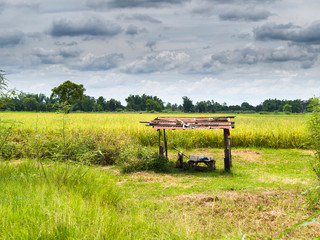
[0,1,7,13]
[72,53,124,71]
[33,46,82,64]
[33,48,64,64]
[0,31,24,47]
[145,41,157,51]
[219,8,272,22]
[49,17,122,37]
[254,21,320,44]
[124,14,162,24]
[0,1,39,12]
[123,51,190,74]
[87,0,189,9]
[125,25,146,35]
[202,45,318,71]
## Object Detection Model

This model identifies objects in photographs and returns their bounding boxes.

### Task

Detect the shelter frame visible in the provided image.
[141,116,235,171]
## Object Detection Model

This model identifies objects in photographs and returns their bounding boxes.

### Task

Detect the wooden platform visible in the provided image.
[188,155,216,170]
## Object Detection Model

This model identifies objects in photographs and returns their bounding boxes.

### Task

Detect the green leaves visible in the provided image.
[51,80,85,105]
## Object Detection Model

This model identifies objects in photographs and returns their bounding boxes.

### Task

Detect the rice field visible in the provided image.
[1,112,309,152]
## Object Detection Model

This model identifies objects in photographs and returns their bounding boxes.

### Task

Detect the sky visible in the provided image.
[1,0,320,106]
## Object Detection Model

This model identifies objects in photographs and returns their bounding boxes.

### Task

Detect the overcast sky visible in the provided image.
[1,0,320,105]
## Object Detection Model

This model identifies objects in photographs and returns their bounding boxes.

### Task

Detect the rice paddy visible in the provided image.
[0,112,319,239]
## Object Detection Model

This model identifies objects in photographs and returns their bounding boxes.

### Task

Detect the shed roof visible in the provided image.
[141,116,235,130]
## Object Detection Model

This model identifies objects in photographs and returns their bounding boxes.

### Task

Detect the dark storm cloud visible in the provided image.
[87,0,189,9]
[49,18,122,37]
[0,31,24,47]
[219,8,272,22]
[123,14,162,24]
[254,21,320,44]
[73,53,124,71]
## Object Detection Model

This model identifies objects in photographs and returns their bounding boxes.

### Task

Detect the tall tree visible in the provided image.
[51,80,85,105]
[182,96,194,113]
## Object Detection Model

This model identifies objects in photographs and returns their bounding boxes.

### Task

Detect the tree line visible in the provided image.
[0,80,312,113]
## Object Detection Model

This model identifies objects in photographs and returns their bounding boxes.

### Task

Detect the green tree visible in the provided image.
[195,101,207,113]
[146,99,162,112]
[51,80,85,105]
[182,96,194,113]
[106,98,123,112]
[96,96,107,111]
[0,70,13,110]
[283,104,292,114]
[22,97,38,111]
[0,70,7,90]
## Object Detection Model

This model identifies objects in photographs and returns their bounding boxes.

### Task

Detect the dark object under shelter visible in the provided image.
[140,116,235,171]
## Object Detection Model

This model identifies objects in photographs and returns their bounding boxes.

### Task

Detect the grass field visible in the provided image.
[0,112,319,239]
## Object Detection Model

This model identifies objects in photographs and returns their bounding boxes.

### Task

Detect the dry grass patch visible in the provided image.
[233,149,263,164]
[172,190,320,239]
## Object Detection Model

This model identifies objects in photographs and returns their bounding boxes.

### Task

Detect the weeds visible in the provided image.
[117,144,173,173]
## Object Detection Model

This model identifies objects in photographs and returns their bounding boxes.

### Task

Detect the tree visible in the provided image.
[146,99,162,112]
[0,70,7,91]
[51,80,85,105]
[106,98,123,112]
[195,101,207,113]
[96,96,107,111]
[125,94,163,111]
[283,104,292,114]
[182,96,194,113]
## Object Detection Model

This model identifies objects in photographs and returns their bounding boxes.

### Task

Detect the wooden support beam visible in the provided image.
[163,129,168,159]
[158,129,164,156]
[223,129,232,171]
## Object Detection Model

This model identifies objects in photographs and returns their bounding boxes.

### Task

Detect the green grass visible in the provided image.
[1,148,319,239]
[0,112,319,239]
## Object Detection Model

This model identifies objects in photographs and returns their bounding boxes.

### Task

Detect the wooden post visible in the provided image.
[163,129,168,159]
[158,129,164,156]
[223,129,232,171]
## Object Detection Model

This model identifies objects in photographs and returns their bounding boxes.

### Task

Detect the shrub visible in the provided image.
[307,97,320,206]
[116,144,172,173]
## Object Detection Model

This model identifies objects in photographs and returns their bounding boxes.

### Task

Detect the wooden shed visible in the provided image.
[141,116,235,171]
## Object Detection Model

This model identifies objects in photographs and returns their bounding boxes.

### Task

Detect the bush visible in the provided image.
[116,144,172,173]
[308,98,320,178]
[307,97,320,206]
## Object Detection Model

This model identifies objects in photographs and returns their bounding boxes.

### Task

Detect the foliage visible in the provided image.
[182,96,194,112]
[116,144,172,173]
[125,94,164,112]
[308,97,320,179]
[283,103,292,114]
[306,97,320,206]
[51,80,85,105]
[146,98,162,112]
[0,81,312,113]
[0,70,7,91]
